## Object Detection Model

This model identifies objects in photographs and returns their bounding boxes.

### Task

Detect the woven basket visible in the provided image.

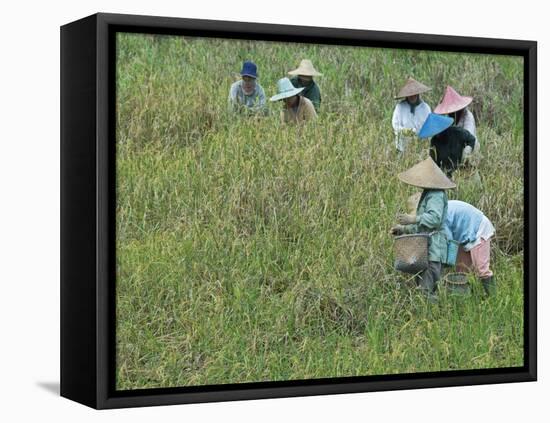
[443,272,470,295]
[393,233,430,274]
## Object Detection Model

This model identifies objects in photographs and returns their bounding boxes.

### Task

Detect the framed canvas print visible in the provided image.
[60,12,537,409]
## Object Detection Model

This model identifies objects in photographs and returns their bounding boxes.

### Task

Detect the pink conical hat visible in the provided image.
[434,86,473,114]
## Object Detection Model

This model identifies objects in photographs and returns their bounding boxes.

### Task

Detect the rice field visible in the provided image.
[115,33,524,390]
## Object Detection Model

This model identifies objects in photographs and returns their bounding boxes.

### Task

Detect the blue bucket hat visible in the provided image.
[240,61,258,79]
[418,113,454,138]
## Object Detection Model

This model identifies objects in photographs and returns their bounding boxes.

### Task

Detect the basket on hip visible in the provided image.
[393,233,430,274]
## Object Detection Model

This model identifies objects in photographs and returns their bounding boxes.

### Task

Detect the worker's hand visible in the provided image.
[390,225,405,236]
[400,128,416,137]
[397,213,417,225]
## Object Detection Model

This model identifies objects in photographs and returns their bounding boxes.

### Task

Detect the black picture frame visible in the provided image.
[60,12,537,409]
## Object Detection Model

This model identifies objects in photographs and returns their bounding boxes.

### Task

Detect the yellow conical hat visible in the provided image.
[398,157,456,190]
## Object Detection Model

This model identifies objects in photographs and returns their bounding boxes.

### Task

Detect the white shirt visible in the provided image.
[463,215,495,251]
[456,108,476,137]
[392,100,431,152]
[456,108,479,156]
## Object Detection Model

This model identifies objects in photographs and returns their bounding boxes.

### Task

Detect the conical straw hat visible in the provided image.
[434,86,473,114]
[395,77,431,99]
[288,59,323,76]
[417,113,454,138]
[398,157,456,190]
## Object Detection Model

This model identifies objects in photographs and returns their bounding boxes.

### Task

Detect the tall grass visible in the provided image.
[115,33,524,389]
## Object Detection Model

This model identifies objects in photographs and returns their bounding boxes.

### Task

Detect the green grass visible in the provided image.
[115,33,524,389]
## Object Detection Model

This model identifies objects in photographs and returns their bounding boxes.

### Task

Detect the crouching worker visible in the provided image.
[434,86,479,165]
[418,113,476,177]
[444,200,496,295]
[288,59,323,112]
[270,77,317,123]
[390,157,456,300]
[392,77,432,153]
[228,60,266,114]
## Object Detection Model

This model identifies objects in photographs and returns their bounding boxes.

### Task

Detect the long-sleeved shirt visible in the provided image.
[281,96,317,123]
[290,76,321,111]
[392,100,431,152]
[403,189,448,262]
[444,200,495,251]
[228,80,266,113]
[456,108,476,138]
[456,108,479,157]
[429,126,476,174]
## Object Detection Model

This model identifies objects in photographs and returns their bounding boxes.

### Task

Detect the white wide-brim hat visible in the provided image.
[270,77,305,101]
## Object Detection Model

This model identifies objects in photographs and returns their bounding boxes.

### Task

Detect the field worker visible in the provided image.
[392,77,432,153]
[418,113,476,176]
[228,60,266,113]
[444,200,496,295]
[406,195,496,296]
[434,86,479,163]
[288,59,322,111]
[390,157,456,300]
[270,77,317,123]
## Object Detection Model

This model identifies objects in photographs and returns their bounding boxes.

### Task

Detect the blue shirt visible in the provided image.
[444,200,484,246]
